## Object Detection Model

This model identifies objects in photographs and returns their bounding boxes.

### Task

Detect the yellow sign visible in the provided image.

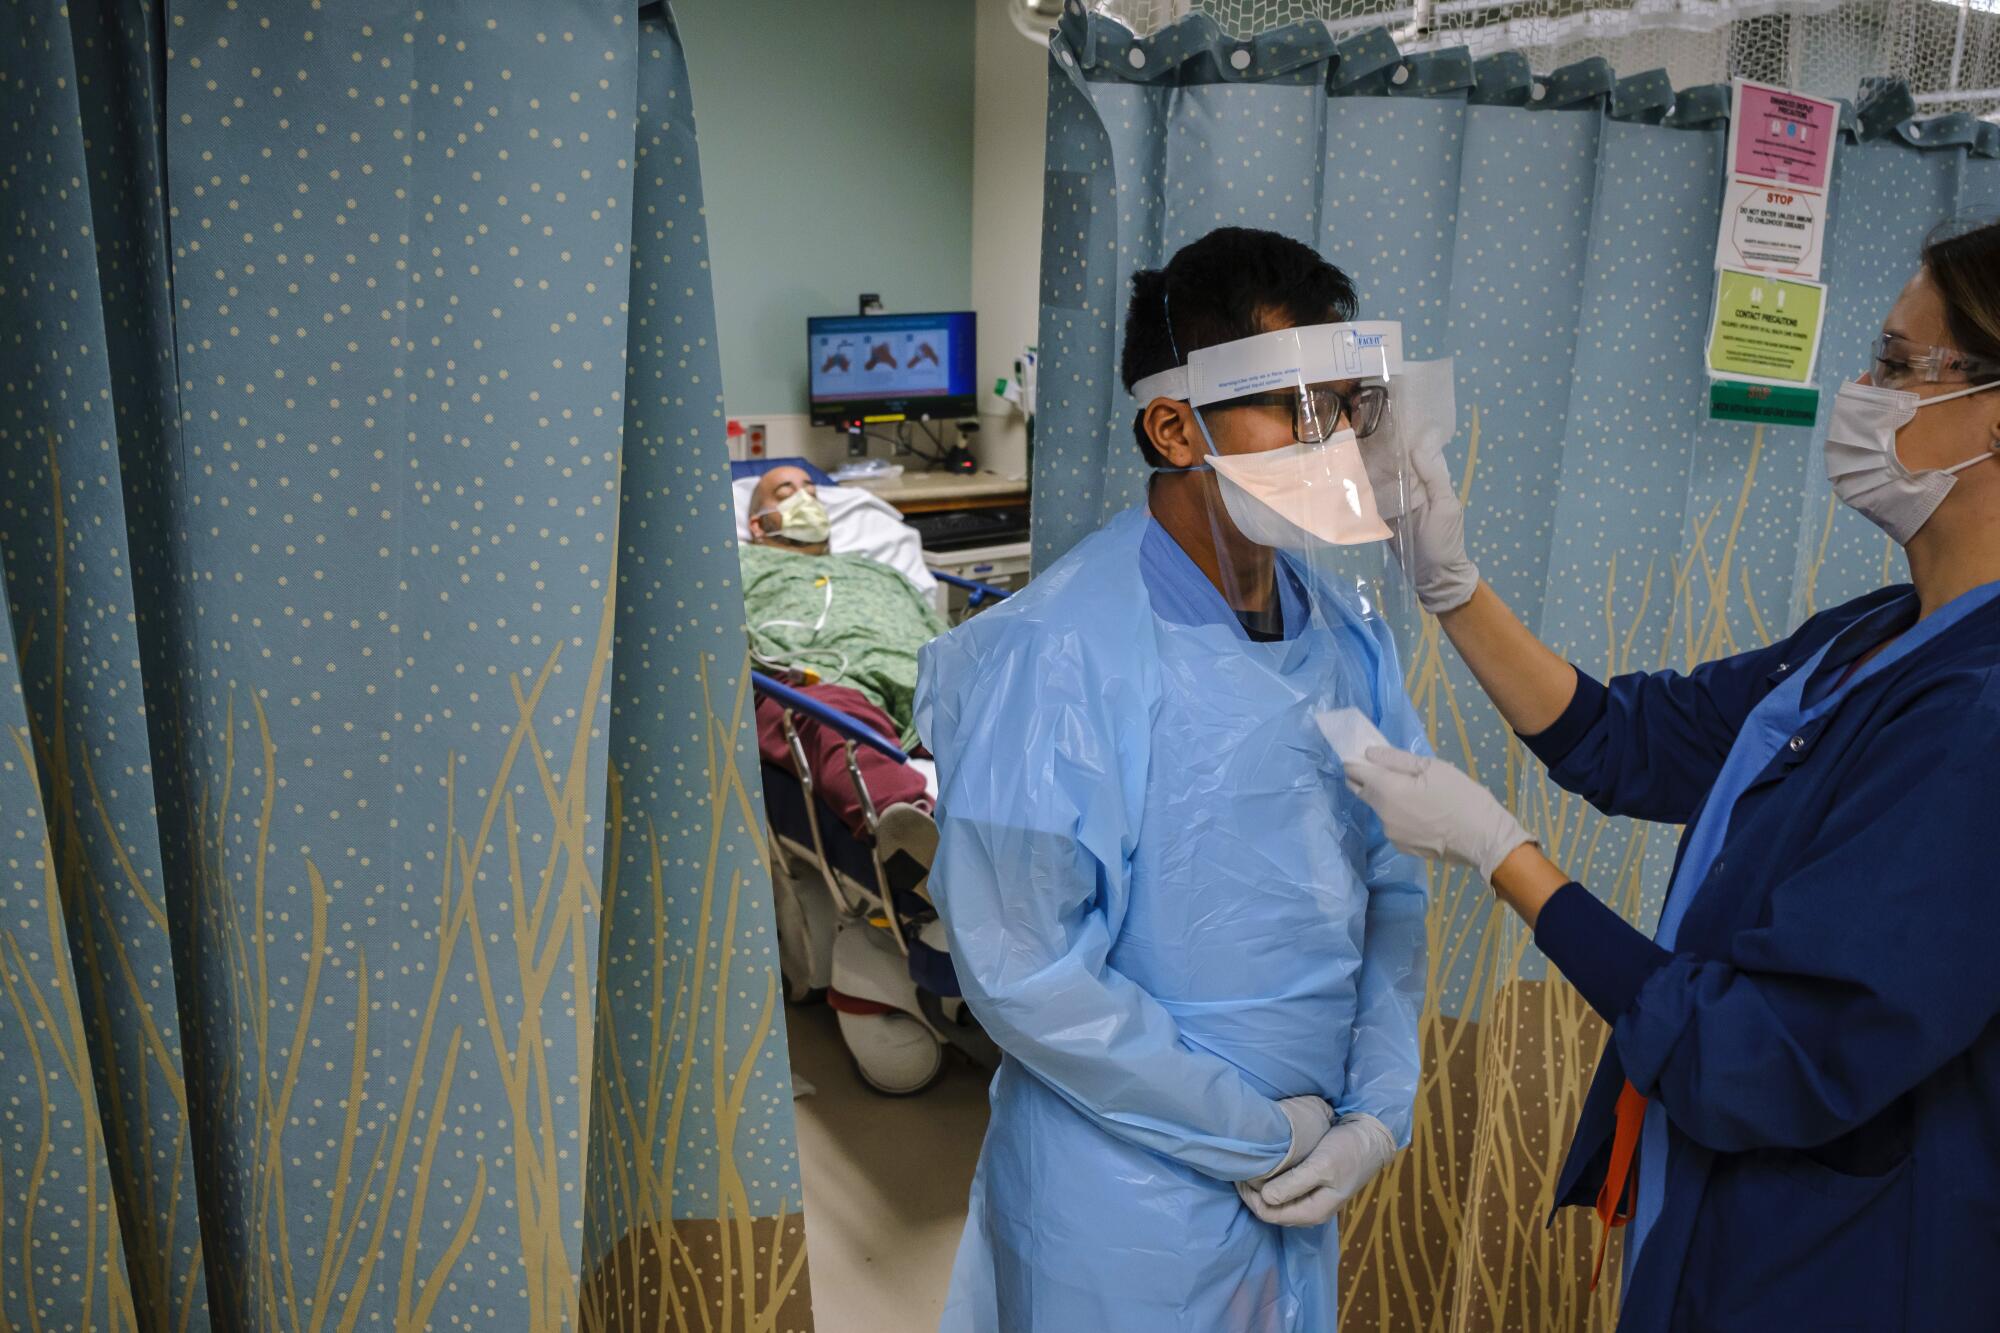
[1705,268,1826,385]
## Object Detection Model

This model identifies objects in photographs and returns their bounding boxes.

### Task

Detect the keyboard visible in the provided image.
[907,505,1031,553]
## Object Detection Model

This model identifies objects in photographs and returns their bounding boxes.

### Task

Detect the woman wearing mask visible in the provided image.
[1337,221,2000,1332]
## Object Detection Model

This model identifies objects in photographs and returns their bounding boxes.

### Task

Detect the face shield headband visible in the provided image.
[1130,320,1406,413]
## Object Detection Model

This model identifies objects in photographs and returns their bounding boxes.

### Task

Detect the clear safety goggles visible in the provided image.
[1209,382,1391,444]
[1870,332,2000,388]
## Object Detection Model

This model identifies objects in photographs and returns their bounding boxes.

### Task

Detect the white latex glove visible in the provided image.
[1236,1112,1397,1228]
[1396,444,1481,615]
[1342,745,1535,884]
[1266,1095,1335,1177]
[1363,358,1479,614]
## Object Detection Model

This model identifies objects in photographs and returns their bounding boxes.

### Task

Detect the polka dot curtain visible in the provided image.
[0,3,809,1330]
[1033,7,1998,1329]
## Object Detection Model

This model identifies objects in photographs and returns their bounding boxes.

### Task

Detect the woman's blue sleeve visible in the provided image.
[1522,634,1796,825]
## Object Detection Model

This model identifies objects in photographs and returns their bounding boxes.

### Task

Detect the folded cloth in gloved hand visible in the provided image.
[1262,1095,1335,1180]
[1316,707,1390,768]
[1236,1112,1397,1228]
[1342,745,1535,884]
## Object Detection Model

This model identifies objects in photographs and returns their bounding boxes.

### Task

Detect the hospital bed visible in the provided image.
[734,457,1007,1094]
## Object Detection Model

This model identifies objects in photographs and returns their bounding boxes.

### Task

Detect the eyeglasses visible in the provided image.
[1214,382,1391,443]
[1870,332,2000,388]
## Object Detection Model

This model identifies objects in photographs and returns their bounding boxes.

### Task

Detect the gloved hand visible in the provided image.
[1362,358,1479,614]
[1236,1112,1397,1228]
[1395,445,1481,615]
[1267,1094,1335,1176]
[1342,745,1534,884]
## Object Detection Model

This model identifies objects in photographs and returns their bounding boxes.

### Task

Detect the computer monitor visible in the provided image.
[808,311,977,426]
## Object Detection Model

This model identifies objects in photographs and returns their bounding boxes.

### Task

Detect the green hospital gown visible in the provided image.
[738,542,948,749]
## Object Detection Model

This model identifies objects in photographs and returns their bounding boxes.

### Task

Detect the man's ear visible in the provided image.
[1144,399,1205,469]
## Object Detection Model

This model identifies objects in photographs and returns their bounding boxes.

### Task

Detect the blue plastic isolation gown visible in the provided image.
[914,507,1429,1333]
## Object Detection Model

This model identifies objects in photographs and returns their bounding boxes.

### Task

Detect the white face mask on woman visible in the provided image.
[1822,378,2000,545]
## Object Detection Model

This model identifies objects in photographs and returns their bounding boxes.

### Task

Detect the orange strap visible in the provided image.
[1591,1081,1650,1290]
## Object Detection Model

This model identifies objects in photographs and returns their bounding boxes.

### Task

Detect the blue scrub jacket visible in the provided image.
[1525,583,2000,1333]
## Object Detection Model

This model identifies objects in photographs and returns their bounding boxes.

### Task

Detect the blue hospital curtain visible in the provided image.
[1033,10,1979,1328]
[0,2,810,1330]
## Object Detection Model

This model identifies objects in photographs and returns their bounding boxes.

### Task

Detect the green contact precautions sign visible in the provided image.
[1705,268,1826,384]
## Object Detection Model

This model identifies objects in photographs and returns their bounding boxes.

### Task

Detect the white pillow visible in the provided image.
[732,476,937,596]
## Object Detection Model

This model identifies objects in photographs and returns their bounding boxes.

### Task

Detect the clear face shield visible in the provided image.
[1134,321,1429,630]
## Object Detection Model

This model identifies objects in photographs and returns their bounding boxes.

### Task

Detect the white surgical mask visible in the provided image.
[753,488,831,545]
[1823,378,2000,545]
[1200,426,1392,550]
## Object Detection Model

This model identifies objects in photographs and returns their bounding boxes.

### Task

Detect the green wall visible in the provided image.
[678,0,975,414]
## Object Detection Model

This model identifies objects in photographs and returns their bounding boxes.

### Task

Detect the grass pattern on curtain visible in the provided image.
[578,11,812,1330]
[0,2,811,1329]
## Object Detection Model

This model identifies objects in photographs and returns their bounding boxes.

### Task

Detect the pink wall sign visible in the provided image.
[1733,82,1839,190]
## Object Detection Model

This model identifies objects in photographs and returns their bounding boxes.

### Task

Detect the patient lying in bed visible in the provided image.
[740,466,943,874]
[742,466,947,749]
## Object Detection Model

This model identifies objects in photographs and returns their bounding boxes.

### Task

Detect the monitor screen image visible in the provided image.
[808,311,977,425]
